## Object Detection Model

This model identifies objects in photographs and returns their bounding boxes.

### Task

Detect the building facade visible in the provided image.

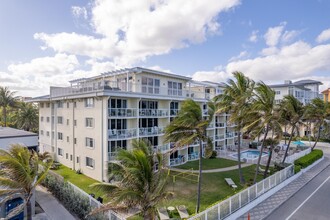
[34,67,239,181]
[322,88,330,102]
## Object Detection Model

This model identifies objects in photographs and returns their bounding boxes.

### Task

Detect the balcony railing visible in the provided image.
[188,152,199,161]
[108,152,118,160]
[170,109,179,116]
[139,127,165,137]
[215,122,225,128]
[139,109,169,117]
[154,144,171,153]
[108,128,137,139]
[109,108,137,117]
[214,134,225,141]
[170,155,187,166]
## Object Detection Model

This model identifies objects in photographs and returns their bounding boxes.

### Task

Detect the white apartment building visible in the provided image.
[270,79,322,105]
[33,67,239,181]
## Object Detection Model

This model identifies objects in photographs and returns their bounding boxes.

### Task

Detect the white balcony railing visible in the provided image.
[226,132,238,138]
[139,127,165,137]
[154,144,171,153]
[108,152,118,160]
[170,109,179,116]
[188,152,199,161]
[108,108,137,117]
[108,128,137,139]
[170,155,187,166]
[215,122,225,128]
[139,109,169,117]
[214,134,225,140]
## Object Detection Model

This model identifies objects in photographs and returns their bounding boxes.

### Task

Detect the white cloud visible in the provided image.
[281,30,300,43]
[34,0,241,66]
[72,6,88,19]
[192,70,230,83]
[229,51,248,61]
[316,28,330,43]
[264,22,286,47]
[249,30,258,43]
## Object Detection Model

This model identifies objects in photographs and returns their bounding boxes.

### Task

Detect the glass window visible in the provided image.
[86,157,94,168]
[85,98,94,107]
[86,137,94,148]
[58,148,63,156]
[86,118,93,127]
[58,132,63,140]
[57,116,63,124]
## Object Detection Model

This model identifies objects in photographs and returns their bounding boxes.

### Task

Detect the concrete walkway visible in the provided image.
[170,163,252,173]
[237,157,330,220]
[34,186,77,220]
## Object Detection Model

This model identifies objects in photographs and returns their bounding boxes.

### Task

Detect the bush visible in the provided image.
[294,149,323,169]
[210,150,217,159]
[294,165,301,174]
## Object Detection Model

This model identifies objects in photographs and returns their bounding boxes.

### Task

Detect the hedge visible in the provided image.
[294,149,323,169]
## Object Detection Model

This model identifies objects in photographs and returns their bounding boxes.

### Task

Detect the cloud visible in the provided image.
[229,51,248,61]
[191,70,230,83]
[264,22,286,47]
[72,6,88,19]
[34,0,241,66]
[316,28,330,43]
[281,30,300,43]
[249,30,258,43]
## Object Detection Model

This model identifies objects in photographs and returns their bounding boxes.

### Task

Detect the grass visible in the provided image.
[175,158,238,170]
[53,164,108,202]
[161,164,262,215]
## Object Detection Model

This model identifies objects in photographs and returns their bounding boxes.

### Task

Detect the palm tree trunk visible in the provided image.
[253,126,269,184]
[27,199,32,220]
[264,148,273,178]
[312,126,321,151]
[3,107,7,127]
[237,130,245,184]
[282,126,295,164]
[196,139,203,213]
[284,125,287,145]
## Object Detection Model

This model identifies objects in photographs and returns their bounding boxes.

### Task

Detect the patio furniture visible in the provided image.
[157,207,170,220]
[225,178,237,189]
[176,205,189,219]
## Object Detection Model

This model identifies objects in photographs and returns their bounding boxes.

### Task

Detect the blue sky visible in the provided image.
[1,0,330,96]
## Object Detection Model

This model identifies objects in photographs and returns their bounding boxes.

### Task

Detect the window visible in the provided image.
[40,103,44,108]
[74,102,77,108]
[86,137,94,148]
[57,116,63,124]
[70,155,73,161]
[109,98,127,109]
[46,117,50,122]
[67,136,70,142]
[46,103,50,108]
[141,77,160,94]
[168,81,182,96]
[58,148,63,156]
[74,120,77,126]
[66,119,69,125]
[66,153,68,159]
[40,130,44,135]
[67,102,69,108]
[74,138,77,144]
[46,131,50,137]
[52,131,54,139]
[275,90,281,95]
[57,101,63,108]
[85,118,93,127]
[86,157,94,168]
[41,116,44,122]
[58,132,63,140]
[109,119,127,130]
[170,101,179,116]
[76,156,80,163]
[85,98,94,107]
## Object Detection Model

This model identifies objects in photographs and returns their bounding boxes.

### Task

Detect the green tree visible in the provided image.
[305,98,330,150]
[215,72,255,184]
[0,86,17,127]
[164,99,214,213]
[0,144,53,220]
[13,102,39,132]
[263,137,280,178]
[280,95,305,163]
[90,139,171,220]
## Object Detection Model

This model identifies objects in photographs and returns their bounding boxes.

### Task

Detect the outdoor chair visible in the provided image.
[225,178,237,189]
[157,207,170,220]
[176,205,189,219]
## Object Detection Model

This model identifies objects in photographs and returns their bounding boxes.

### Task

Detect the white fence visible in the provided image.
[67,181,126,220]
[188,164,294,220]
[285,148,311,164]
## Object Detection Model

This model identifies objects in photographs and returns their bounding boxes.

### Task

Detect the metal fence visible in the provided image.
[188,164,294,220]
[67,182,126,220]
[285,148,311,164]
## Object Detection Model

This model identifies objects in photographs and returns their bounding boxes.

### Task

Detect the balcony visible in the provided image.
[108,152,118,160]
[139,127,165,137]
[170,155,187,166]
[108,128,137,140]
[227,122,237,127]
[154,144,171,153]
[226,132,238,138]
[188,152,199,161]
[215,122,225,128]
[109,108,137,117]
[214,134,225,141]
[139,109,169,117]
[170,109,179,117]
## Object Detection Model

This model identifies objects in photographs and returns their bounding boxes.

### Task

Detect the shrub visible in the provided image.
[294,165,301,174]
[294,149,323,169]
[210,150,217,159]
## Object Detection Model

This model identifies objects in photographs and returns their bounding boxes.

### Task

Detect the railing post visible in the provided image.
[248,187,250,202]
[263,179,265,194]
[218,203,221,220]
[229,198,232,214]
[239,192,241,208]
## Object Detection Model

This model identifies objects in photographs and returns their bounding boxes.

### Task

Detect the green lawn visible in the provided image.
[161,164,261,215]
[53,164,107,201]
[175,158,238,170]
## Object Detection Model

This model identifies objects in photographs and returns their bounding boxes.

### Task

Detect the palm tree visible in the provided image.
[164,99,214,213]
[215,72,255,184]
[245,82,280,183]
[0,144,53,220]
[280,95,305,163]
[263,136,280,178]
[304,98,330,150]
[0,86,17,127]
[90,139,171,220]
[13,102,39,132]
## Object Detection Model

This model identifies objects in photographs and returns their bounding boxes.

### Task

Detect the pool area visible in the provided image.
[231,150,268,160]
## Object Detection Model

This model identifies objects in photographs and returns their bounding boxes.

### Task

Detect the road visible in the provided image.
[266,146,330,220]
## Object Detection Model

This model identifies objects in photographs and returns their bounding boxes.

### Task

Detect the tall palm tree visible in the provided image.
[305,98,330,150]
[90,139,171,220]
[215,72,255,184]
[164,99,214,213]
[263,137,280,178]
[245,82,280,183]
[0,86,17,127]
[280,95,305,163]
[0,144,53,220]
[13,102,39,132]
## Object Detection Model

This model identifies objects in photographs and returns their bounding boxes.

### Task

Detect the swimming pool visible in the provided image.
[231,150,268,160]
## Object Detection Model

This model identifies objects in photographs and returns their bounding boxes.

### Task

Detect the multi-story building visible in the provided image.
[32,67,238,181]
[322,88,330,102]
[270,79,322,105]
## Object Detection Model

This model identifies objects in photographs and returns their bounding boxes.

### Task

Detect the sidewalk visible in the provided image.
[33,186,77,220]
[170,163,252,173]
[237,157,330,220]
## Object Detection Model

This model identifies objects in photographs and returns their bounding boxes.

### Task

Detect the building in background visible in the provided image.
[322,88,330,102]
[0,127,38,151]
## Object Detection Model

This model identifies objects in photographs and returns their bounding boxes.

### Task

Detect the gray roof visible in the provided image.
[269,79,322,88]
[0,127,37,138]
